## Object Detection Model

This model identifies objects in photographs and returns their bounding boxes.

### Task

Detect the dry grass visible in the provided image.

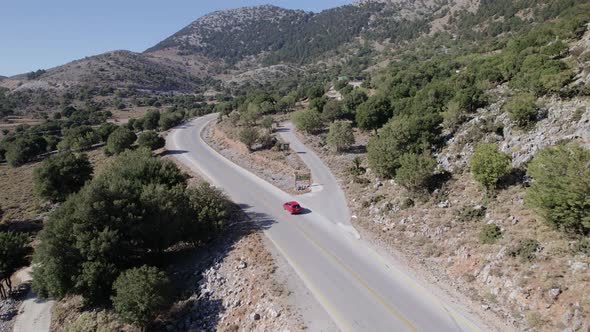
[0,149,111,224]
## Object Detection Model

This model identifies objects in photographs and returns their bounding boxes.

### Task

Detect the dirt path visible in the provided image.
[12,268,53,332]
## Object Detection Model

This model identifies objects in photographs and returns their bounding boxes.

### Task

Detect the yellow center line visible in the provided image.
[258,198,418,332]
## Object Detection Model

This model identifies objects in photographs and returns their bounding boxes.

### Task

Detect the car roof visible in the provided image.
[286,201,300,205]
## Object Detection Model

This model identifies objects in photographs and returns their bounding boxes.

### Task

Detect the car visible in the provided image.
[283,201,303,215]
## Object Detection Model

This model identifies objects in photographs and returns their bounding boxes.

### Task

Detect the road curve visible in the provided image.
[166,114,488,332]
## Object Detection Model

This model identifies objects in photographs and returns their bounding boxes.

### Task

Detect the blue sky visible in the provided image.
[0,0,354,76]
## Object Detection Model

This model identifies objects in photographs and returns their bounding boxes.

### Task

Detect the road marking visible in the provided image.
[348,239,481,332]
[283,213,419,332]
[265,235,354,332]
[175,116,477,332]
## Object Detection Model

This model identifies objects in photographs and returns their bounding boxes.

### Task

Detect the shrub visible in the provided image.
[158,111,184,130]
[326,121,355,152]
[0,231,28,295]
[367,114,442,178]
[112,266,172,327]
[34,152,93,202]
[348,156,366,176]
[143,109,160,131]
[97,123,117,142]
[470,143,511,191]
[343,89,368,117]
[58,126,100,151]
[322,100,346,122]
[4,136,47,167]
[395,153,436,191]
[261,116,274,133]
[291,109,323,134]
[258,133,275,150]
[239,128,259,152]
[508,239,540,262]
[480,224,502,244]
[456,206,486,223]
[63,310,129,332]
[355,95,392,133]
[137,131,165,151]
[504,93,538,128]
[526,144,590,235]
[105,127,137,156]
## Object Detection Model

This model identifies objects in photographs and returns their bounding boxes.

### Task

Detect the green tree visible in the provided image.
[343,89,368,118]
[526,144,590,235]
[0,232,28,298]
[58,126,100,151]
[111,266,172,327]
[106,127,137,156]
[470,143,511,191]
[291,109,323,134]
[504,93,538,128]
[395,153,436,192]
[34,152,93,202]
[143,109,161,131]
[97,123,117,142]
[137,131,165,151]
[356,95,392,133]
[261,116,274,133]
[239,128,260,151]
[326,121,355,152]
[367,114,441,178]
[322,100,345,122]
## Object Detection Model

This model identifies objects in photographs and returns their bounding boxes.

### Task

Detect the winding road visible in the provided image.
[167,114,489,332]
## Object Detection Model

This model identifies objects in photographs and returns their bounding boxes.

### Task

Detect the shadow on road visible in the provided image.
[161,149,189,156]
[274,127,290,133]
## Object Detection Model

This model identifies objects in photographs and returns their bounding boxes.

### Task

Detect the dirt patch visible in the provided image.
[0,149,111,224]
[203,118,309,194]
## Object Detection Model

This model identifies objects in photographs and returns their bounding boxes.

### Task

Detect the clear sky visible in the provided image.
[0,0,355,76]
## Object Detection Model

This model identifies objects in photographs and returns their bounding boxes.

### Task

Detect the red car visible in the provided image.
[283,201,303,215]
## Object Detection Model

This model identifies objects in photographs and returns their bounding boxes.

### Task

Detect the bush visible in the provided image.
[34,152,93,202]
[526,144,590,235]
[97,123,117,142]
[4,135,47,167]
[395,153,436,191]
[143,109,160,131]
[58,126,100,151]
[105,127,137,156]
[137,131,165,151]
[367,114,442,178]
[0,231,28,295]
[239,128,259,151]
[326,121,355,152]
[508,239,540,262]
[479,224,502,244]
[158,111,184,131]
[470,143,511,191]
[258,133,275,150]
[343,89,368,117]
[261,116,274,133]
[112,266,172,327]
[504,93,538,128]
[291,109,323,134]
[63,310,129,332]
[322,100,346,122]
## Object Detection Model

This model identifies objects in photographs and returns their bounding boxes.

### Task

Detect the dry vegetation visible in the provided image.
[203,117,309,194]
[297,129,590,331]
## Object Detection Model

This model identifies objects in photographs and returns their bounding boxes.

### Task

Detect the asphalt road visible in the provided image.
[167,114,488,332]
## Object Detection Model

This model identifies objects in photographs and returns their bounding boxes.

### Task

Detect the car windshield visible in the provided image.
[292,204,300,208]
